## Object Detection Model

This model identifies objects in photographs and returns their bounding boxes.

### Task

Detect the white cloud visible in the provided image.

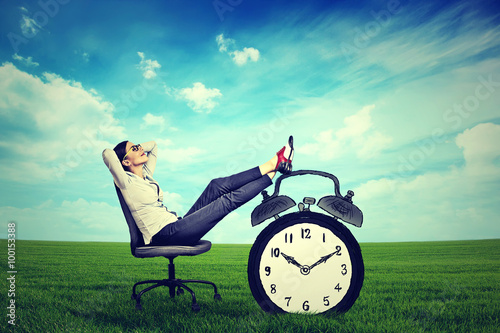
[12,53,39,67]
[455,122,500,176]
[141,113,165,132]
[20,14,41,37]
[0,62,126,183]
[176,82,222,113]
[352,123,500,242]
[216,33,260,66]
[336,105,373,139]
[298,105,392,161]
[154,138,204,166]
[357,131,393,160]
[299,129,341,161]
[231,47,260,66]
[216,33,234,52]
[137,52,161,79]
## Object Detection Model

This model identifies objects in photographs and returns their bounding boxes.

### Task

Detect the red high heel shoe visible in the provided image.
[275,136,294,174]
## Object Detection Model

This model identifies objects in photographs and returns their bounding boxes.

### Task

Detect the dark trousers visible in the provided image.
[151,166,272,245]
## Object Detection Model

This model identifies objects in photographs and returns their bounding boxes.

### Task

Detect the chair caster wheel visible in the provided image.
[214,293,221,301]
[135,303,143,311]
[177,288,184,296]
[191,303,200,312]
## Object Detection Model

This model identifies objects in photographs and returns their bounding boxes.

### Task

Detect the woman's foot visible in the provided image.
[275,136,294,174]
[258,136,294,179]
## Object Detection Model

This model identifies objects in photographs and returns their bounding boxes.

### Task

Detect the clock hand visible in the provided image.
[309,252,337,271]
[280,252,303,269]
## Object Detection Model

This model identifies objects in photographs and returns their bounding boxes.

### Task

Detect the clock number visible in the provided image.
[323,233,326,242]
[335,283,342,292]
[302,301,310,311]
[285,233,293,243]
[285,297,292,307]
[323,296,330,306]
[334,245,342,256]
[270,284,277,294]
[271,248,280,258]
[301,228,311,239]
[341,264,347,276]
[265,266,271,276]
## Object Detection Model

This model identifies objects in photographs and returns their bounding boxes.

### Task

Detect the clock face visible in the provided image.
[248,212,364,315]
[258,222,352,313]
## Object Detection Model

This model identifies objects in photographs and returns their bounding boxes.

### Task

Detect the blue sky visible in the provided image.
[0,0,499,244]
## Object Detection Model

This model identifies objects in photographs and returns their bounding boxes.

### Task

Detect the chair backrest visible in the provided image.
[115,185,145,256]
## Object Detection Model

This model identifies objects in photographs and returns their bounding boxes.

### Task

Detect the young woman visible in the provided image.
[102,136,294,246]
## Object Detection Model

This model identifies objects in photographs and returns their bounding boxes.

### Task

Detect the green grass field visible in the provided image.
[1,239,499,332]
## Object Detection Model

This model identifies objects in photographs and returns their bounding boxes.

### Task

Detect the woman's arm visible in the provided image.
[141,141,158,176]
[102,148,131,189]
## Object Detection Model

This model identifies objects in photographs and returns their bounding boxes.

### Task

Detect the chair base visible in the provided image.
[131,257,220,312]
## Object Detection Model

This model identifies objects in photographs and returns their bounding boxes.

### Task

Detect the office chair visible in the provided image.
[115,186,221,312]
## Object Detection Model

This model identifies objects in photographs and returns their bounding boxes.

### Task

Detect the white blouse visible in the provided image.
[102,141,178,245]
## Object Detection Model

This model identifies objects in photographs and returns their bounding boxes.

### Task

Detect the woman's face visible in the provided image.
[122,142,148,168]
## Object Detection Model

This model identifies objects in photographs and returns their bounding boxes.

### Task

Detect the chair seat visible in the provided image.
[134,240,212,258]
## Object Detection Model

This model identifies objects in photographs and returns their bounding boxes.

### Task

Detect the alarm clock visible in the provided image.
[248,170,364,314]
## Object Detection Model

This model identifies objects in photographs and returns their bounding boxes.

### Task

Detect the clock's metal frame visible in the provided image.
[251,170,363,228]
[248,170,365,315]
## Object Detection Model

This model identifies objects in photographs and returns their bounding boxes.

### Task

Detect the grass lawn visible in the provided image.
[0,239,499,332]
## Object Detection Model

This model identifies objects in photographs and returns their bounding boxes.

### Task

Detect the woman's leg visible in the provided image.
[162,174,272,245]
[185,167,262,217]
[184,154,279,217]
